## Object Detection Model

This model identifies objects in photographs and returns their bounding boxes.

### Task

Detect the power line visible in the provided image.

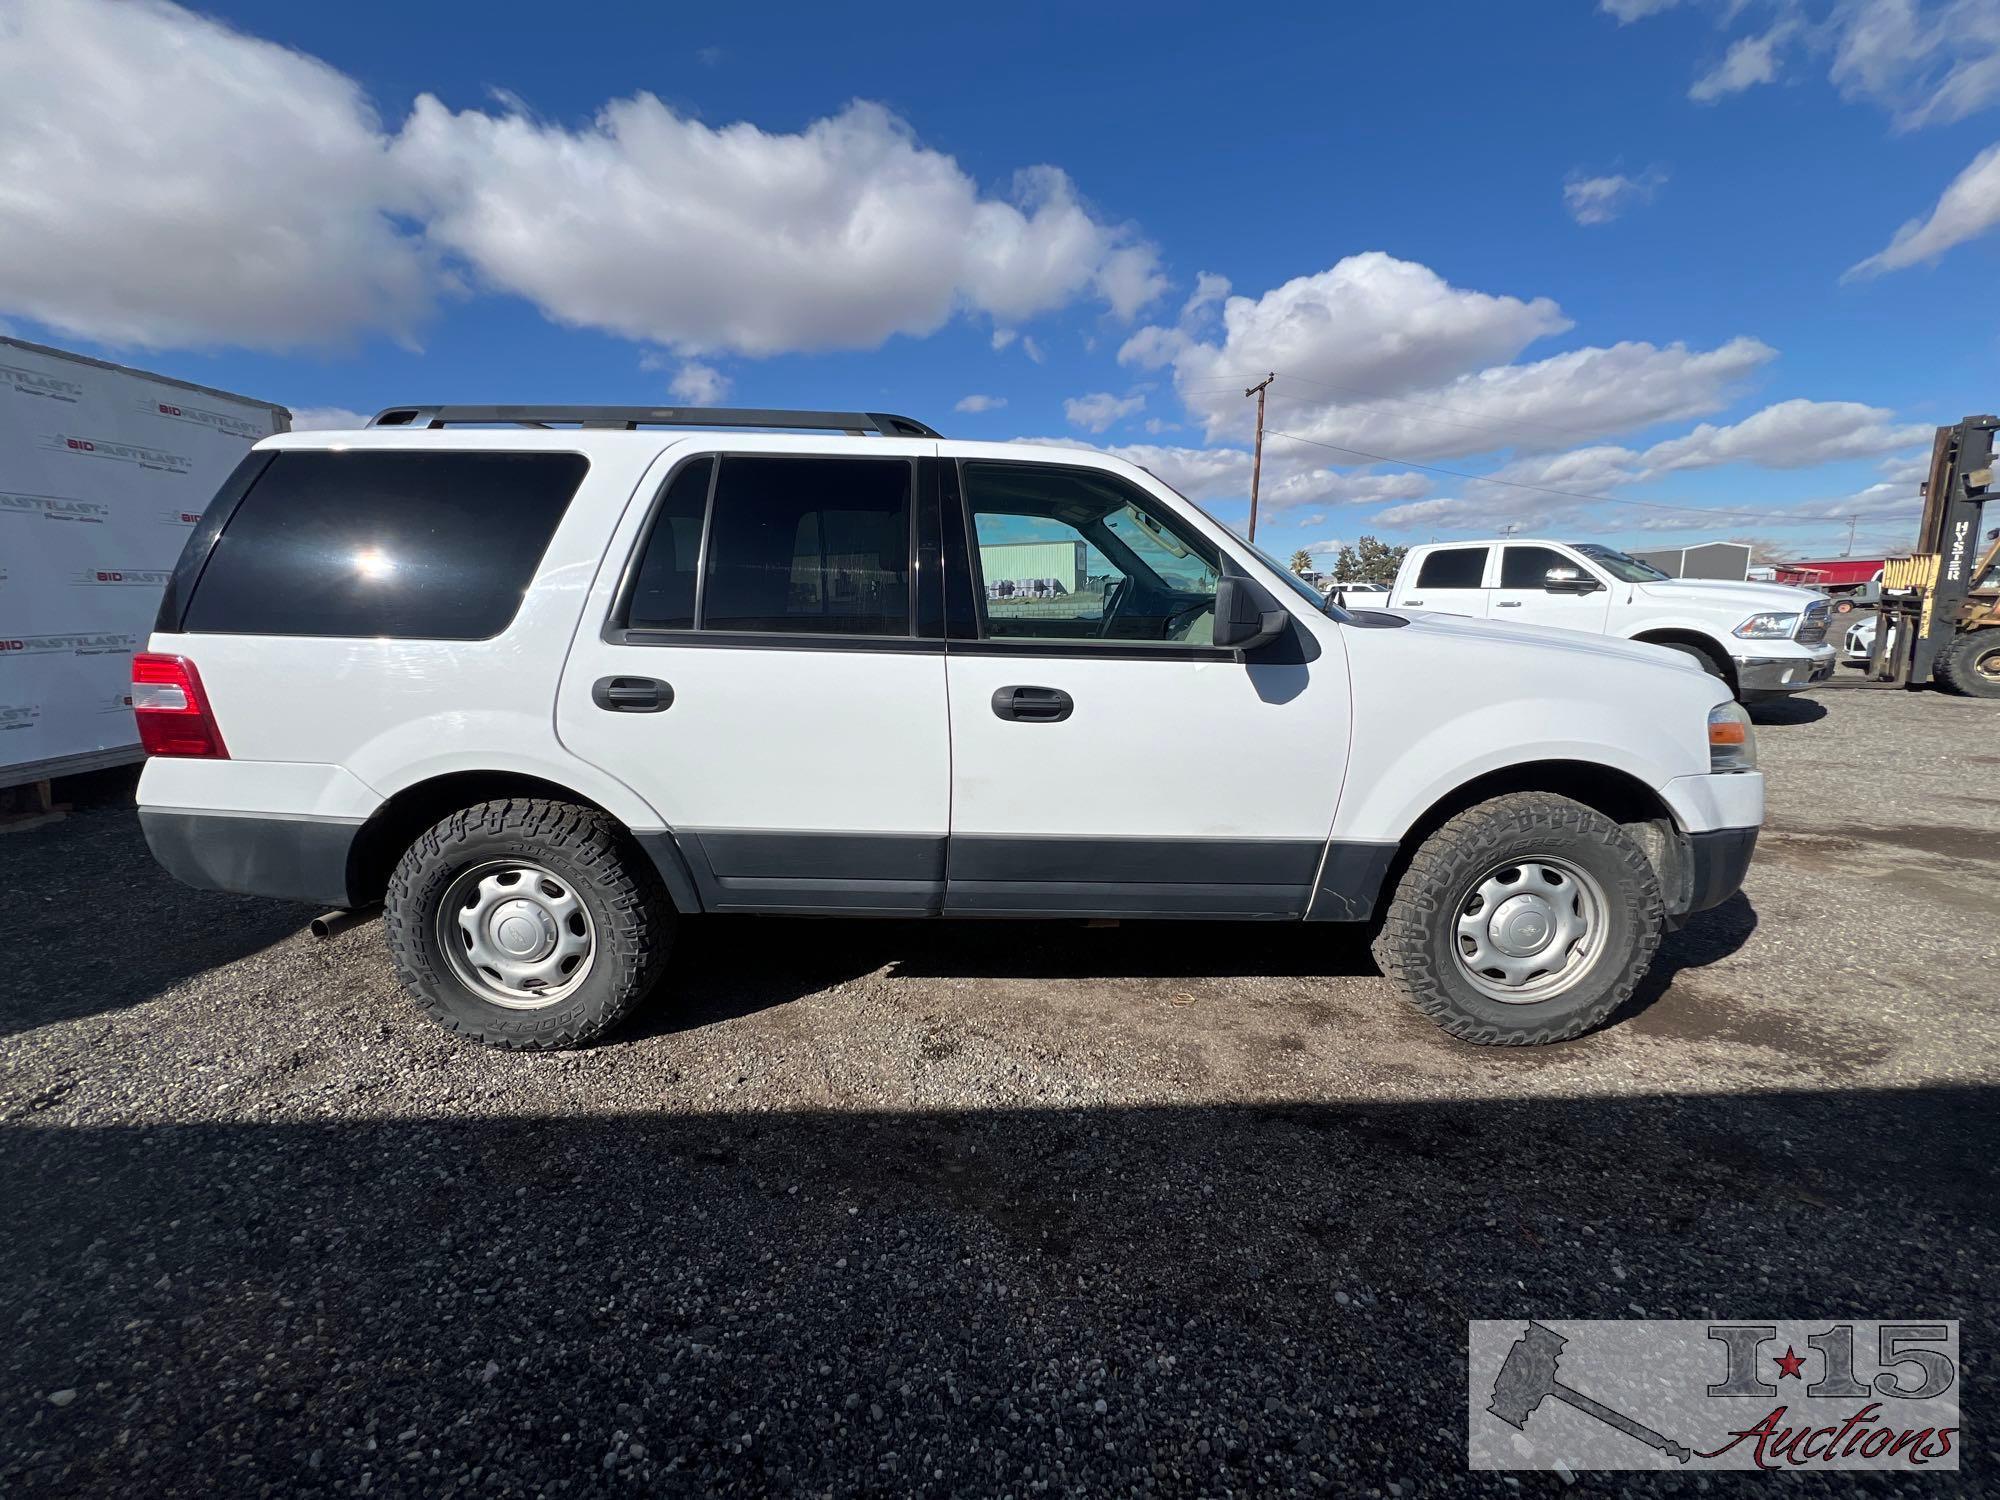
[1263,429,1880,527]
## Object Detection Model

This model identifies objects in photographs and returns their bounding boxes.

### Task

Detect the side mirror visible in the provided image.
[1213,572,1289,652]
[1543,566,1602,595]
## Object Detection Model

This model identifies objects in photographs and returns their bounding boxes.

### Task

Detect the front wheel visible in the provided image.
[384,798,673,1049]
[1935,630,2000,699]
[1372,792,1663,1045]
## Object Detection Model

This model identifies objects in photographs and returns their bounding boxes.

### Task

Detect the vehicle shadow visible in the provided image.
[635,894,1756,1042]
[0,800,310,1038]
[1747,695,1828,725]
[1,1084,1990,1496]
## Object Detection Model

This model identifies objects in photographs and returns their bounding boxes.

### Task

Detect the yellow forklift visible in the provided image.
[1868,414,2000,698]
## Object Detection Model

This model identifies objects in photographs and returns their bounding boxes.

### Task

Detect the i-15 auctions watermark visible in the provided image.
[1468,1320,1958,1472]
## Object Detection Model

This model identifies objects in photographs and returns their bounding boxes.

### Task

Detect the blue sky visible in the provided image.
[4,0,1997,562]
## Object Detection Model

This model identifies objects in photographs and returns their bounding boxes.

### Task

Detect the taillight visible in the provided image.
[132,653,228,758]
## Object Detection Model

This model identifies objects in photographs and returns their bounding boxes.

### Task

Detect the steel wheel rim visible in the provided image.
[1450,855,1607,1004]
[1975,641,2000,682]
[437,860,595,1009]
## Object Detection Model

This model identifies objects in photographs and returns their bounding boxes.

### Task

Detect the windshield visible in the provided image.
[1570,543,1670,582]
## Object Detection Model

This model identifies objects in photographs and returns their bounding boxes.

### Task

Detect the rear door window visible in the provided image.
[180,450,589,640]
[698,456,913,636]
[1414,547,1489,590]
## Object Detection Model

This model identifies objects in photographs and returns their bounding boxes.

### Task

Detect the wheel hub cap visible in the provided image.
[1452,857,1606,1004]
[438,862,595,1009]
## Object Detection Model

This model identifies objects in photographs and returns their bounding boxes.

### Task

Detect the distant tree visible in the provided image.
[1288,549,1314,576]
[1332,535,1408,585]
[1726,536,1792,566]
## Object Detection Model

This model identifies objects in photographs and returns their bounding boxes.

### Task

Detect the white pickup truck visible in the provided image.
[1387,539,1834,702]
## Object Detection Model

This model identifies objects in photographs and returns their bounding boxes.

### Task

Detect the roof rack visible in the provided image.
[366,405,941,438]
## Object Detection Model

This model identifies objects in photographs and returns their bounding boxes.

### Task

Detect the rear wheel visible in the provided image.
[1372,792,1663,1045]
[384,798,672,1049]
[1935,630,2000,699]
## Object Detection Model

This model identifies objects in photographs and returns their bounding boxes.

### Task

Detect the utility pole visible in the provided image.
[1244,372,1274,543]
[1844,515,1858,557]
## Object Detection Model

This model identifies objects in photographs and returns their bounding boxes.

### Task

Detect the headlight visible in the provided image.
[1708,701,1757,772]
[1733,612,1800,639]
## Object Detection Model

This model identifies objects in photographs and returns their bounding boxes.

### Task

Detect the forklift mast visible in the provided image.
[1875,414,1997,686]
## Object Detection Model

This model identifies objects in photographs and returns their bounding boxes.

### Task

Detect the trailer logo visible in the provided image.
[0,491,108,523]
[0,364,82,402]
[161,507,203,527]
[149,399,264,440]
[1470,1320,1958,1472]
[72,569,171,587]
[0,703,39,731]
[44,433,191,474]
[0,633,139,658]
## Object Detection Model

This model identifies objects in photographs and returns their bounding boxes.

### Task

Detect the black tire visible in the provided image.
[1371,792,1663,1046]
[1659,640,1729,686]
[384,798,673,1049]
[1935,631,2000,699]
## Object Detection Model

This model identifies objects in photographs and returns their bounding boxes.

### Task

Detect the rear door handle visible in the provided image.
[1404,598,1424,606]
[1496,600,1522,607]
[992,685,1073,723]
[592,676,672,713]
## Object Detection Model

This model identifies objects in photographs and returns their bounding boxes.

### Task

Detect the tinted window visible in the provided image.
[624,458,713,630]
[701,456,911,635]
[1414,547,1488,589]
[181,450,588,639]
[1500,545,1573,589]
[964,462,1220,646]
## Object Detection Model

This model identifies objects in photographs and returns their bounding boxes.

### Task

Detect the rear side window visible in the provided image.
[181,450,589,640]
[1500,545,1572,589]
[1415,547,1488,589]
[699,456,912,635]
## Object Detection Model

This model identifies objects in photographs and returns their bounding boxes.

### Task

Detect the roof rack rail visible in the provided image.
[366,405,941,438]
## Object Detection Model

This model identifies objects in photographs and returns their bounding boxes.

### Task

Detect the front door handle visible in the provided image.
[992,685,1073,723]
[1496,600,1522,607]
[592,676,672,713]
[1404,598,1424,606]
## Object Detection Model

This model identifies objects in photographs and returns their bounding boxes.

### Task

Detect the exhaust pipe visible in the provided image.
[310,906,379,940]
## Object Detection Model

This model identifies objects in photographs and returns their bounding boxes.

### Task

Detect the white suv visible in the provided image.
[1388,540,1835,701]
[134,406,1763,1050]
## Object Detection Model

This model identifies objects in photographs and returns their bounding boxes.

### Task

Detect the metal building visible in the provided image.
[1627,541,1752,581]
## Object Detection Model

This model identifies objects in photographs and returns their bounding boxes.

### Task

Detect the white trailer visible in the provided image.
[0,336,288,790]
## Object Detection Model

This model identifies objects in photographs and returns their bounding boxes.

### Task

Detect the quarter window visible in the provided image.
[624,458,713,631]
[962,462,1221,646]
[1414,547,1489,590]
[699,456,913,636]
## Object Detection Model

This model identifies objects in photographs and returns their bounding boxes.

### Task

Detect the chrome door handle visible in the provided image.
[1496,601,1522,608]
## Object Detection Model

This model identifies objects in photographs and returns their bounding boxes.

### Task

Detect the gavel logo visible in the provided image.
[1488,1321,1693,1464]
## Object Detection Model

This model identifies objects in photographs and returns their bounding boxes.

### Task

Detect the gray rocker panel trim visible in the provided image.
[139,807,360,909]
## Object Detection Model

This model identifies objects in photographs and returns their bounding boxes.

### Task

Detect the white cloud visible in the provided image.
[0,0,429,351]
[955,393,1007,413]
[1303,537,1349,556]
[1143,417,1181,435]
[1600,0,1682,21]
[395,99,1162,356]
[1621,0,2000,131]
[1122,254,1572,443]
[289,405,372,431]
[1690,22,1798,103]
[668,360,729,404]
[1180,272,1232,320]
[0,2,1162,357]
[1064,392,1146,433]
[1846,139,2000,275]
[1563,168,1668,225]
[1021,335,1047,364]
[1830,0,2000,130]
[991,328,1018,351]
[1642,397,1932,469]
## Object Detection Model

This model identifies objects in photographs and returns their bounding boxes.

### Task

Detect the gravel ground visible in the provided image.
[1,683,1995,1497]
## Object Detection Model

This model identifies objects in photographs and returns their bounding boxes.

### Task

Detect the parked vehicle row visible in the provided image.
[1386,539,1834,703]
[135,407,1764,1052]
